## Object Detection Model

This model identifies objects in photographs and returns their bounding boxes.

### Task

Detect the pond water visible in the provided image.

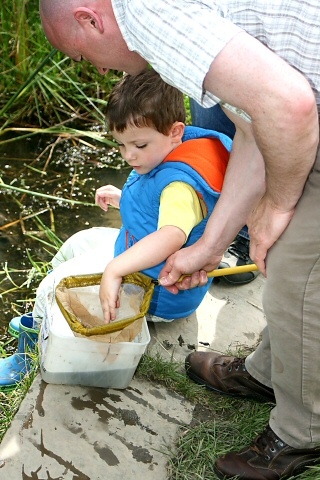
[0,131,128,349]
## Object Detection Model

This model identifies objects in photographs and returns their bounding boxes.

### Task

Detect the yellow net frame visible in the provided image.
[55,272,155,336]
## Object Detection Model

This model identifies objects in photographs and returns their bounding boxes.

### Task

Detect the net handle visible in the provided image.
[171,263,258,283]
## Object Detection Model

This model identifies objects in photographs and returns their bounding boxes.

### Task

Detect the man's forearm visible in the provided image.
[252,107,318,213]
[200,117,266,256]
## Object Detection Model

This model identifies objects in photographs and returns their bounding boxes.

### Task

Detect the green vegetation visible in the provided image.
[1,0,190,136]
[0,216,60,441]
[0,358,38,442]
[1,0,121,137]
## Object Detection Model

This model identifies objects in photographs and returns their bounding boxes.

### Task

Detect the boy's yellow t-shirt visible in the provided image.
[158,181,207,243]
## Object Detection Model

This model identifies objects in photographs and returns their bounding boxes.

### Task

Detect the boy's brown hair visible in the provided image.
[106,69,186,135]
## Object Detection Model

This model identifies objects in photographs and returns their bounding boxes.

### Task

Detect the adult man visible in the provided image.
[39,1,320,478]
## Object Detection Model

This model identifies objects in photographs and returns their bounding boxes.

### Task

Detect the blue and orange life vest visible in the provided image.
[114,125,231,319]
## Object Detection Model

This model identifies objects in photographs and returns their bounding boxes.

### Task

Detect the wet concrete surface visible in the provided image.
[0,377,193,480]
[0,275,266,479]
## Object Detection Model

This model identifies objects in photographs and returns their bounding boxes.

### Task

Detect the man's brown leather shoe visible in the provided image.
[214,425,320,479]
[185,351,275,402]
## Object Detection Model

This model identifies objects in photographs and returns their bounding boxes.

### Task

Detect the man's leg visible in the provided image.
[247,146,320,447]
[213,145,320,478]
[186,126,320,477]
[215,147,320,480]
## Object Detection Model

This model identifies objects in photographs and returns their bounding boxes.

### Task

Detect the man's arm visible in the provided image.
[159,112,266,291]
[205,32,319,272]
[205,32,318,200]
[159,32,318,288]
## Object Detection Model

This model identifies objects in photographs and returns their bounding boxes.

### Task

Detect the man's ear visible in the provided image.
[74,7,104,33]
[170,121,185,143]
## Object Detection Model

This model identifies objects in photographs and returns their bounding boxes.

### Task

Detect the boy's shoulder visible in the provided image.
[183,125,232,152]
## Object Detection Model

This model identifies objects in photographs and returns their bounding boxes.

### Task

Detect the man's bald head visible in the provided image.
[40,0,80,51]
[39,0,148,75]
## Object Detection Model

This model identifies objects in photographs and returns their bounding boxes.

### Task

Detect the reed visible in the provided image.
[1,0,121,131]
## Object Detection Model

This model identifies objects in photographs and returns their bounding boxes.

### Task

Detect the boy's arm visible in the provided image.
[100,181,203,323]
[100,226,186,322]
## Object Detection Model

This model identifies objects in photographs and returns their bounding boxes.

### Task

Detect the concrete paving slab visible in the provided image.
[0,275,266,479]
[0,376,193,479]
[148,274,266,363]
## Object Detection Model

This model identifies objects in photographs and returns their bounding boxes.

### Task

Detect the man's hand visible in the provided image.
[99,263,122,323]
[158,238,222,293]
[248,195,295,276]
[95,185,121,211]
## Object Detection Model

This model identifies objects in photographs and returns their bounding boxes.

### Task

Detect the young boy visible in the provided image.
[96,69,232,323]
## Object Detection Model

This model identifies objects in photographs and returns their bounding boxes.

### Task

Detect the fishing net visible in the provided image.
[54,262,258,345]
[55,272,155,343]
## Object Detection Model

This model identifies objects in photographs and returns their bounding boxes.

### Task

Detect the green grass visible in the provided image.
[0,216,57,442]
[1,0,122,131]
[136,353,320,480]
[1,0,190,137]
[136,353,270,479]
[0,354,39,441]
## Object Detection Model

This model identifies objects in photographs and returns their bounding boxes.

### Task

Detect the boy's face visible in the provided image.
[112,125,182,175]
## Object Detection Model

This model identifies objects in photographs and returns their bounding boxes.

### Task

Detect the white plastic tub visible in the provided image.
[39,301,150,389]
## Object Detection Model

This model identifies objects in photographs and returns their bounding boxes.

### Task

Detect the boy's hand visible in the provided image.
[99,263,122,323]
[95,185,121,211]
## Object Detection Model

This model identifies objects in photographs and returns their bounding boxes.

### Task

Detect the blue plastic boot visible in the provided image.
[8,312,33,339]
[0,313,39,391]
[8,316,20,338]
